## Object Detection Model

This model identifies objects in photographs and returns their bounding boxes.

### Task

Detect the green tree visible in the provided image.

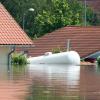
[34,0,99,37]
[34,0,73,37]
[68,0,83,25]
[1,0,50,38]
[86,7,99,25]
[1,0,99,38]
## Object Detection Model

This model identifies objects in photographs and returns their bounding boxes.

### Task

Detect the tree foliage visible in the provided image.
[1,0,99,38]
[34,0,83,37]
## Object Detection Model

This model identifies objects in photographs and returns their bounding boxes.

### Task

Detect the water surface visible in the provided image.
[0,64,100,100]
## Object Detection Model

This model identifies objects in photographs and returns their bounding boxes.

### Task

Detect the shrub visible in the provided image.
[80,58,85,62]
[12,53,27,65]
[52,47,61,54]
[97,56,100,65]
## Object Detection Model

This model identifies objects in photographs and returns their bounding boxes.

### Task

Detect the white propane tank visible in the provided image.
[27,51,80,65]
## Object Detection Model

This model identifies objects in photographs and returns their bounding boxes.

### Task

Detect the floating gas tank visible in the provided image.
[27,51,80,66]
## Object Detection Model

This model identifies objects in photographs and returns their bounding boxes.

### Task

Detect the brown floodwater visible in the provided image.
[0,64,100,100]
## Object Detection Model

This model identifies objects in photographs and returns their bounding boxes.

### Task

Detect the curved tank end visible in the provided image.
[68,51,80,66]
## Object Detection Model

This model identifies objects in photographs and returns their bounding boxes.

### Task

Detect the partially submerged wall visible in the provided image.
[0,47,10,64]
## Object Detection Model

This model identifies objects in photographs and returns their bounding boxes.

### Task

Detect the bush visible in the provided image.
[80,58,85,62]
[52,47,61,54]
[12,53,27,65]
[97,56,100,65]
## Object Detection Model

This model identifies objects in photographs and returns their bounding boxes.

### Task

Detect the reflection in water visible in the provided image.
[0,65,30,100]
[0,64,100,100]
[26,64,80,100]
[28,64,80,88]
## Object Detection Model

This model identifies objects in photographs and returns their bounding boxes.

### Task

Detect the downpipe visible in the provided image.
[8,46,15,68]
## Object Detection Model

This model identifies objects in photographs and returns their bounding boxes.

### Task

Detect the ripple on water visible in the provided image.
[0,64,100,100]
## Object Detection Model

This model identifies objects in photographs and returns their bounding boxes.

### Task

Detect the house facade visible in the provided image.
[0,3,33,64]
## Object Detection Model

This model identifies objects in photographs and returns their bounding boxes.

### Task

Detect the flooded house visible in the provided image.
[28,26,100,62]
[0,3,33,64]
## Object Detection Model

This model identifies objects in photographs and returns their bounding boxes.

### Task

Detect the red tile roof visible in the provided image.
[28,26,100,57]
[0,3,33,45]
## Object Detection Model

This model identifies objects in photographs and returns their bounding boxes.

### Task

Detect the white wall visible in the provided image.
[0,47,10,64]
